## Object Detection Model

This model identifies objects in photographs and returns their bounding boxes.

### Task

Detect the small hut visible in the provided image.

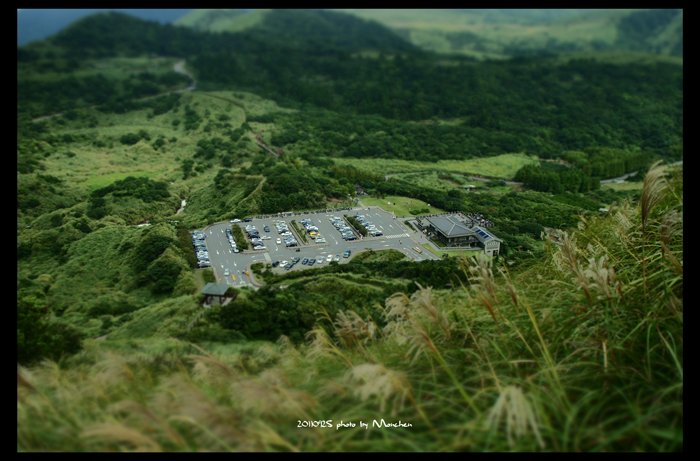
[201,283,232,305]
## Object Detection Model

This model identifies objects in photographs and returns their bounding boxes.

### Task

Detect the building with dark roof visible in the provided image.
[472,226,502,257]
[202,282,234,305]
[424,214,502,256]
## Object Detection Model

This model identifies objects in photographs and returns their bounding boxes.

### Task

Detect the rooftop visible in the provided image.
[473,226,502,243]
[202,282,230,296]
[425,215,475,238]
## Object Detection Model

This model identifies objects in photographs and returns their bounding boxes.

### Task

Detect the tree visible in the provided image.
[145,248,186,294]
[182,159,194,179]
[17,297,83,364]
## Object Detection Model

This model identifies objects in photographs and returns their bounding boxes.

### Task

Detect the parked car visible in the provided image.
[343,250,351,258]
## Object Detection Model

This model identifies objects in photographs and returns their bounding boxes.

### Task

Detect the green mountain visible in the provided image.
[338,8,683,58]
[616,9,683,56]
[21,11,681,157]
[175,8,416,53]
[17,9,682,452]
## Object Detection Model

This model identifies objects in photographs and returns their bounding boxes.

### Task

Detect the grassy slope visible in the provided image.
[175,9,268,32]
[339,9,683,61]
[18,81,297,341]
[18,166,683,451]
[340,9,626,57]
[31,86,294,229]
[334,153,538,179]
[360,195,443,217]
[40,90,248,192]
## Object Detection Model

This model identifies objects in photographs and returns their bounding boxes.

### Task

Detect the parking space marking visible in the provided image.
[383,233,410,239]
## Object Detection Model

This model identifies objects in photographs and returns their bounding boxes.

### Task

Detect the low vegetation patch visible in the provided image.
[230,224,249,250]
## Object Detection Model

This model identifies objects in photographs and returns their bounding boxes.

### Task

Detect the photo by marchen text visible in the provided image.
[297,419,414,430]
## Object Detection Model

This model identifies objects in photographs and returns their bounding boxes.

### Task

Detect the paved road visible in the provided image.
[600,170,639,185]
[600,160,683,185]
[199,207,438,288]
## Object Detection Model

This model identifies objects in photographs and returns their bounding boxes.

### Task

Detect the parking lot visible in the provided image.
[196,207,439,288]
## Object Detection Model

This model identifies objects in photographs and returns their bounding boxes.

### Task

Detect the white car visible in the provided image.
[326,254,333,262]
[230,219,241,223]
[223,268,230,276]
[276,238,282,245]
[261,235,271,240]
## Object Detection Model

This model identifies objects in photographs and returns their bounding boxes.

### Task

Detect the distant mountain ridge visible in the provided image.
[32,9,416,58]
[177,9,416,53]
[334,8,683,58]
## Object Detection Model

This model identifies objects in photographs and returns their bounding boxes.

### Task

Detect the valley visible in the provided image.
[17,9,682,452]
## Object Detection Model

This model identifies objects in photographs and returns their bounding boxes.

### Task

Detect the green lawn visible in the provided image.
[360,195,444,217]
[334,153,538,179]
[83,171,153,190]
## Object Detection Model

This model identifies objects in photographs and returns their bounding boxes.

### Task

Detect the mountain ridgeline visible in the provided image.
[334,9,683,58]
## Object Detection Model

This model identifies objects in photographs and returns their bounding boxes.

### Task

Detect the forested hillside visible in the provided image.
[21,12,682,159]
[17,9,682,452]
